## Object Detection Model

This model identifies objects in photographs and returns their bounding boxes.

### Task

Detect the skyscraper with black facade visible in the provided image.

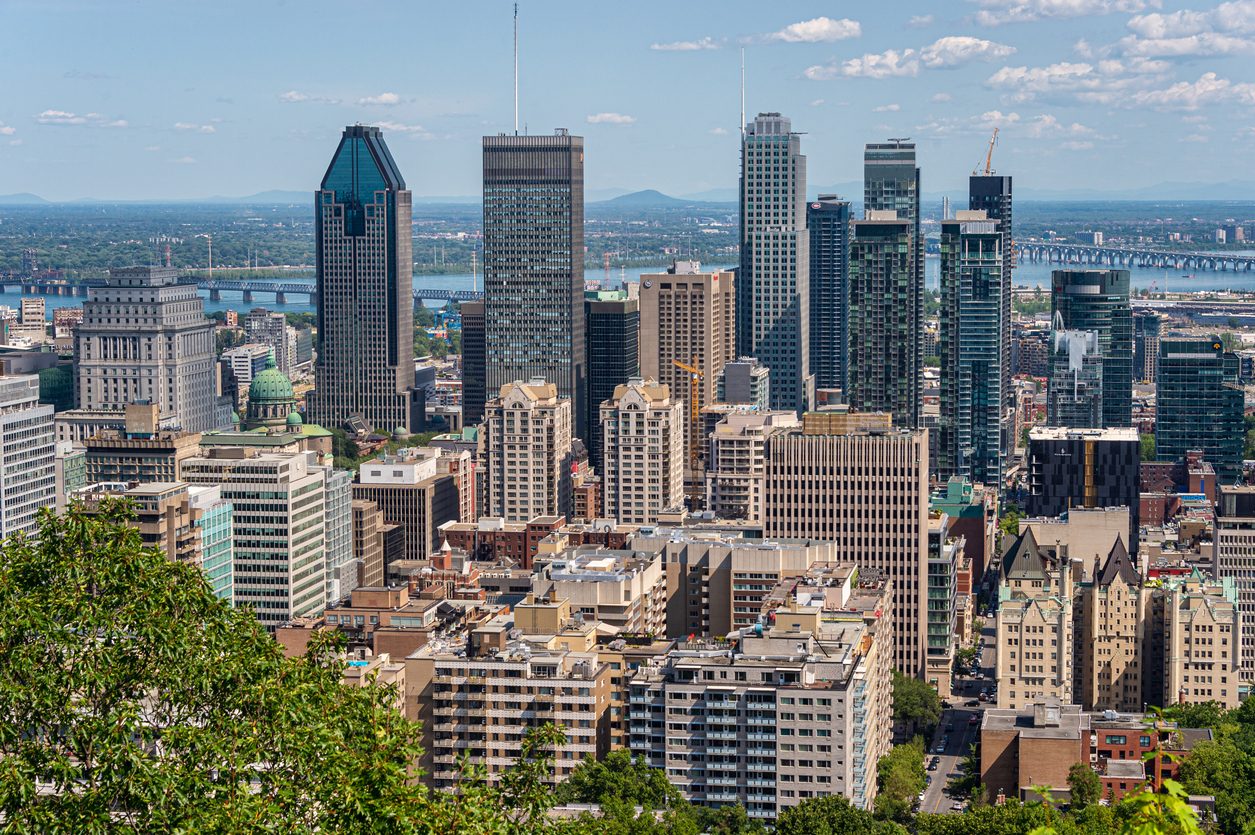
[1157,337,1243,482]
[970,175,1014,465]
[1049,269,1133,429]
[807,196,850,393]
[585,293,640,465]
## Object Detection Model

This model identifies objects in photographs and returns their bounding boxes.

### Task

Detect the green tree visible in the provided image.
[999,507,1022,540]
[892,671,942,737]
[1067,763,1102,810]
[690,803,766,835]
[1139,433,1156,462]
[875,738,927,823]
[0,500,431,832]
[777,794,904,834]
[1163,700,1226,729]
[556,749,681,809]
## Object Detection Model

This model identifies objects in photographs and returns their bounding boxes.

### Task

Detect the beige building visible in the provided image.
[761,414,929,675]
[628,565,893,820]
[351,499,385,589]
[1213,486,1255,686]
[532,547,667,635]
[352,447,459,567]
[82,402,201,485]
[995,529,1076,711]
[704,411,800,522]
[1075,538,1146,712]
[483,378,575,523]
[1157,571,1240,709]
[76,481,202,570]
[600,378,684,525]
[1019,506,1130,568]
[342,650,406,713]
[638,261,736,481]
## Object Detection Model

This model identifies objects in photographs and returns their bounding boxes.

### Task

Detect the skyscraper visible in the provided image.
[969,174,1014,468]
[0,374,55,541]
[460,301,486,425]
[807,196,850,393]
[482,131,587,440]
[482,378,575,523]
[600,378,685,525]
[1049,269,1133,429]
[864,141,922,428]
[309,126,416,433]
[847,212,918,427]
[938,212,1005,487]
[585,292,640,466]
[1156,337,1243,482]
[739,113,812,414]
[1134,310,1163,385]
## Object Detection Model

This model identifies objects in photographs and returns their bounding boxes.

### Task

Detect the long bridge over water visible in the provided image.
[1017,241,1255,272]
[0,277,482,305]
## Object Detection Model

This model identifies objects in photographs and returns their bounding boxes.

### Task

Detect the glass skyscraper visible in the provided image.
[585,292,639,465]
[1156,337,1243,482]
[482,131,587,440]
[189,484,234,606]
[1049,269,1133,429]
[460,301,486,425]
[310,126,416,433]
[807,195,850,393]
[969,175,1014,468]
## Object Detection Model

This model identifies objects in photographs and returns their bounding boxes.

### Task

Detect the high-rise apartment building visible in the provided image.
[704,411,801,523]
[182,448,326,630]
[309,126,417,433]
[927,514,963,695]
[716,357,770,409]
[1075,538,1145,712]
[482,131,587,440]
[1048,323,1105,428]
[639,262,736,480]
[1156,337,1243,482]
[739,113,812,414]
[969,174,1014,463]
[807,195,850,392]
[459,300,486,425]
[1049,269,1132,428]
[74,266,217,432]
[351,498,385,590]
[761,414,929,675]
[938,212,1005,487]
[1153,572,1240,708]
[0,374,55,540]
[1133,311,1162,384]
[1213,486,1255,687]
[1026,427,1140,554]
[600,379,684,525]
[584,292,640,466]
[847,213,919,429]
[483,379,575,523]
[532,548,668,635]
[995,529,1075,710]
[243,308,296,376]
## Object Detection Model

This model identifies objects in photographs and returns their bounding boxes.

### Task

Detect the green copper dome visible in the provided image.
[248,354,295,404]
[286,411,304,427]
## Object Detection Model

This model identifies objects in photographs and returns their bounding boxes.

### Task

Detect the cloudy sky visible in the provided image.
[2,0,1253,200]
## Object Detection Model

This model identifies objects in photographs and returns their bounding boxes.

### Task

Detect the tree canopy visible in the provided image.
[892,670,942,735]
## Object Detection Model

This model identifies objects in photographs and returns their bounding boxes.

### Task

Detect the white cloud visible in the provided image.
[919,35,1016,67]
[709,126,729,135]
[1182,133,1210,142]
[768,16,861,43]
[973,0,1161,26]
[651,36,719,51]
[1023,113,1095,136]
[35,109,126,127]
[0,123,14,136]
[172,156,196,164]
[1061,140,1095,149]
[587,112,636,125]
[874,103,902,112]
[1073,38,1094,57]
[984,61,1155,102]
[358,92,401,106]
[1120,32,1255,56]
[278,90,341,104]
[808,48,919,79]
[8,139,21,146]
[931,92,954,102]
[810,98,826,107]
[375,121,435,138]
[908,14,935,27]
[145,145,161,152]
[1125,71,1255,109]
[1118,1,1255,56]
[174,122,216,134]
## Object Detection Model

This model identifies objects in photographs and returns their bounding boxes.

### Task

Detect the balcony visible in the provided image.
[747,732,775,741]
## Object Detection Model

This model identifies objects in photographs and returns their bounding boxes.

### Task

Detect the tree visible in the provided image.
[999,507,1022,540]
[1067,763,1102,810]
[875,739,927,823]
[1163,700,1226,729]
[0,501,431,832]
[777,795,904,834]
[1139,433,1156,463]
[557,749,681,809]
[892,671,942,737]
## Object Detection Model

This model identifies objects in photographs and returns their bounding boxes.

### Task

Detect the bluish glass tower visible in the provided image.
[1157,337,1243,482]
[807,196,850,393]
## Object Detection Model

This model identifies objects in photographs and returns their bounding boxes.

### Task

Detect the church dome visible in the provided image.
[286,411,304,427]
[248,354,295,404]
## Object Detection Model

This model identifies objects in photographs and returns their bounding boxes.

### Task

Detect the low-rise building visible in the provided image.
[532,547,667,635]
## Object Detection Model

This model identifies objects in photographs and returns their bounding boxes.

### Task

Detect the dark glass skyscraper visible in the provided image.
[1156,337,1243,482]
[863,141,922,428]
[585,293,640,465]
[1049,269,1133,428]
[482,131,587,439]
[310,126,416,432]
[807,195,850,393]
[460,301,486,425]
[969,175,1013,464]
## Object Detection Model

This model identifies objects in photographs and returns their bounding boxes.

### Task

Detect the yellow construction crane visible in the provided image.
[975,127,999,175]
[671,356,703,474]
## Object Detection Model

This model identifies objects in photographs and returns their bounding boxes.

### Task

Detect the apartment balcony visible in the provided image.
[746,715,775,725]
[747,793,776,803]
[708,776,740,786]
[705,745,739,756]
[746,762,775,772]
[747,777,774,787]
[706,791,740,803]
[707,714,739,725]
[708,730,739,740]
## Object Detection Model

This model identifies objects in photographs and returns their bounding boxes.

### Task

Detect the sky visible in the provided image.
[2,0,1254,201]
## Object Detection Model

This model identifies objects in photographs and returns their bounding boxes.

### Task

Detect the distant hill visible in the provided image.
[0,193,49,205]
[597,189,690,207]
[203,190,309,204]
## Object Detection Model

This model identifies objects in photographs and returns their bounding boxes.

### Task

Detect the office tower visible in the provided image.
[182,448,326,631]
[483,378,575,523]
[926,514,963,695]
[847,213,918,427]
[321,467,353,604]
[1048,323,1104,428]
[807,195,851,392]
[351,499,386,589]
[1026,427,1140,553]
[739,113,813,414]
[864,141,922,427]
[639,262,736,479]
[584,292,640,465]
[1049,269,1133,428]
[599,379,684,525]
[309,126,417,433]
[1156,337,1243,482]
[716,357,770,408]
[189,484,234,605]
[351,448,459,566]
[482,131,586,439]
[704,411,800,522]
[54,440,86,513]
[0,374,55,540]
[221,344,272,387]
[74,266,216,432]
[82,402,200,485]
[1133,311,1162,384]
[969,175,1014,457]
[1213,486,1255,688]
[762,414,929,675]
[938,212,1005,487]
[629,565,892,817]
[1074,538,1145,712]
[459,300,486,425]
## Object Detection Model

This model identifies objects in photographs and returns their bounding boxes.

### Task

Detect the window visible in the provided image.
[1105,735,1127,745]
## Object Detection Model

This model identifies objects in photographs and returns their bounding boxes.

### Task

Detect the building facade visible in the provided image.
[704,411,801,523]
[483,379,575,523]
[585,292,640,466]
[189,484,234,605]
[995,530,1075,711]
[0,374,55,540]
[807,195,850,393]
[1213,486,1255,688]
[599,379,684,525]
[459,300,486,426]
[1049,269,1133,428]
[1156,337,1243,483]
[969,174,1014,469]
[352,448,460,567]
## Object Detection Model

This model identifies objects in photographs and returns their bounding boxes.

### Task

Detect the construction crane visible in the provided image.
[975,127,999,175]
[671,356,704,475]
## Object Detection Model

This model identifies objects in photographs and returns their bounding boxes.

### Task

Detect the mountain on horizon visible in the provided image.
[0,193,49,205]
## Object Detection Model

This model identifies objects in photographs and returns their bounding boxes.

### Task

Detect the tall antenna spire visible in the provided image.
[739,47,746,138]
[513,3,519,134]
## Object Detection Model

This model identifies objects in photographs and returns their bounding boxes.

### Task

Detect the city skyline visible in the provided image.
[4,0,1255,201]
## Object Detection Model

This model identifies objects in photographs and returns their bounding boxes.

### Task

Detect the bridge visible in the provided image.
[0,276,483,305]
[1018,241,1255,272]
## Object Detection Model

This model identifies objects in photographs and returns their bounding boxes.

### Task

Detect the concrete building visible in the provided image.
[482,131,587,440]
[221,344,271,388]
[483,379,574,523]
[629,566,893,819]
[54,440,86,513]
[1153,570,1240,708]
[716,357,770,410]
[73,266,217,432]
[761,415,929,675]
[0,374,55,540]
[807,195,851,392]
[1212,486,1255,689]
[704,411,801,523]
[584,292,640,466]
[532,548,667,635]
[1075,538,1145,712]
[82,402,201,485]
[739,113,812,414]
[639,261,736,479]
[182,448,326,630]
[243,309,297,377]
[459,300,486,426]
[76,481,202,567]
[188,484,233,604]
[322,467,353,605]
[930,477,998,590]
[1156,337,1243,483]
[600,378,684,525]
[981,700,1090,804]
[1049,269,1133,428]
[1134,311,1162,385]
[926,514,963,696]
[1048,321,1105,428]
[309,126,418,433]
[351,499,385,591]
[352,448,460,569]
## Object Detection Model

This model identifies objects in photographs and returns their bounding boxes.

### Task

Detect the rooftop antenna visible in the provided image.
[513,3,519,135]
[739,47,746,138]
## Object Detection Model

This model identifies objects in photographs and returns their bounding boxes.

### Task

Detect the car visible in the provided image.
[969,715,980,725]
[965,699,980,707]
[951,802,967,812]
[978,692,989,702]
[925,775,932,785]
[927,762,938,771]
[933,743,945,754]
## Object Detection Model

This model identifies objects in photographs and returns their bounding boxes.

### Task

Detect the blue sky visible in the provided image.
[2,0,1253,200]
